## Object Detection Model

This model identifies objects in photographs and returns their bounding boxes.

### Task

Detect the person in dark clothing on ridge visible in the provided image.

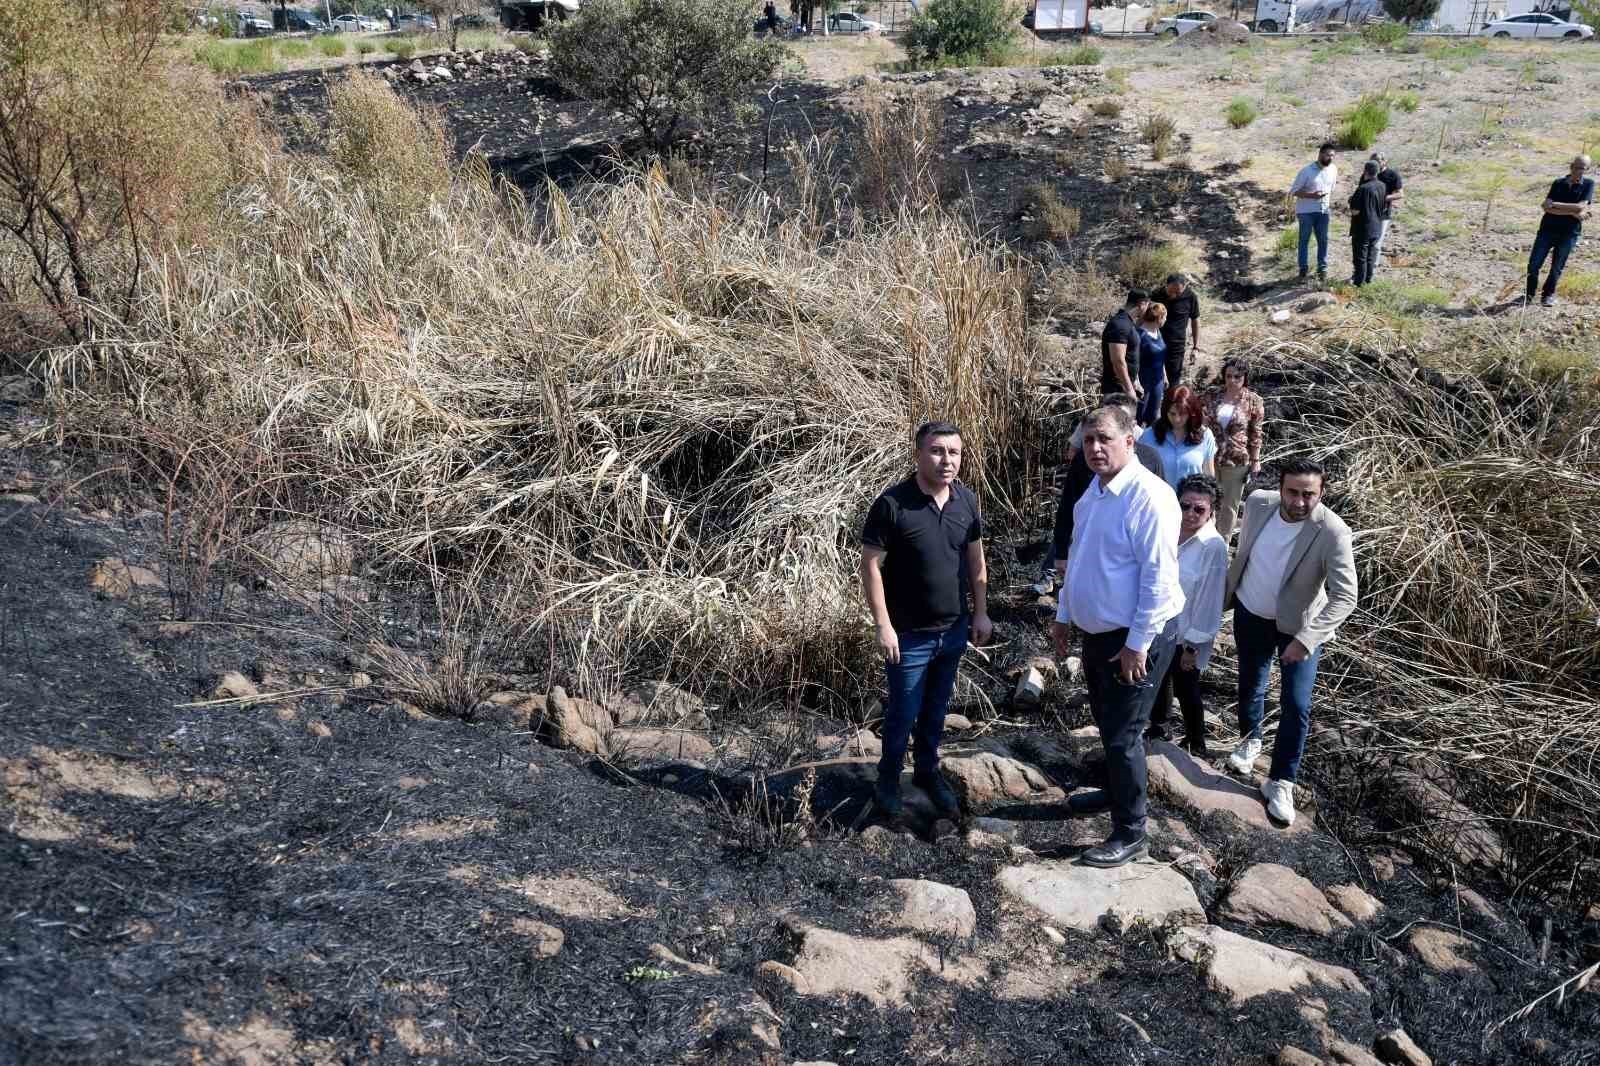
[1100,290,1149,400]
[1348,160,1387,287]
[1527,154,1593,308]
[1145,273,1201,390]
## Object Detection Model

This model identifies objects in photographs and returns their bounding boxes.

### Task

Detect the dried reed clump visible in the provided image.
[852,86,948,216]
[1242,336,1600,905]
[324,71,451,215]
[45,139,1043,710]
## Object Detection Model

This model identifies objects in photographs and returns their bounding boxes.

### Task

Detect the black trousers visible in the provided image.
[1352,235,1379,286]
[1163,338,1186,391]
[1148,653,1206,747]
[1081,624,1179,841]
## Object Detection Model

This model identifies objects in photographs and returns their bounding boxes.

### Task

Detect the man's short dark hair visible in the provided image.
[1176,473,1221,508]
[915,420,962,449]
[1126,289,1148,306]
[1318,142,1336,153]
[1362,160,1380,179]
[1166,273,1187,287]
[1084,403,1137,437]
[1100,392,1137,413]
[1279,458,1326,482]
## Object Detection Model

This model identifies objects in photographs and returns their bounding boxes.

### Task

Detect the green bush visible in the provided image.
[1047,43,1101,66]
[1141,111,1178,160]
[316,34,347,57]
[1360,21,1408,46]
[902,0,1018,68]
[1225,96,1258,128]
[1336,92,1391,150]
[196,39,281,74]
[385,37,417,58]
[547,0,784,152]
[1392,89,1420,112]
[356,40,377,54]
[278,39,312,59]
[1381,0,1441,24]
[1090,97,1123,117]
[1117,242,1190,290]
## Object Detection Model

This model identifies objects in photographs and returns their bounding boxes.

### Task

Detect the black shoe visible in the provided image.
[1066,789,1111,815]
[1187,739,1212,760]
[1145,726,1173,744]
[1081,835,1148,868]
[875,774,903,819]
[912,771,961,819]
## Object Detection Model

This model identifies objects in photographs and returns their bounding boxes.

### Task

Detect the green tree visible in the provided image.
[1381,0,1442,24]
[902,0,1018,66]
[546,0,783,153]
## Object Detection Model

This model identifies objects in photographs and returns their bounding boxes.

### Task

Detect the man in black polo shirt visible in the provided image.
[1527,154,1594,307]
[1146,273,1200,389]
[1348,160,1387,287]
[860,421,993,822]
[1100,290,1148,399]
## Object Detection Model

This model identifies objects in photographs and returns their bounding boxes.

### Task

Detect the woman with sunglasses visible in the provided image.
[1146,473,1229,757]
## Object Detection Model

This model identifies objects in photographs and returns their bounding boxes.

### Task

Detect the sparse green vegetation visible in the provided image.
[1336,92,1392,150]
[278,39,312,60]
[1557,270,1600,305]
[1361,20,1409,46]
[1393,89,1420,112]
[1045,43,1102,66]
[195,38,281,74]
[1356,278,1452,314]
[902,0,1018,68]
[385,37,418,58]
[355,41,377,55]
[1117,241,1190,289]
[316,35,348,57]
[1090,97,1123,118]
[1225,97,1258,128]
[1141,111,1178,160]
[1022,182,1080,241]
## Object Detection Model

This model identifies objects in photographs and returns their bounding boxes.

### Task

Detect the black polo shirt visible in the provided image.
[1100,307,1141,396]
[1377,166,1403,220]
[1349,178,1386,239]
[1149,287,1200,350]
[861,477,983,632]
[1538,175,1595,239]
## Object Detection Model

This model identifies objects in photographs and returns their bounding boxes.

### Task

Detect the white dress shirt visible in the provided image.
[1056,457,1184,653]
[1175,523,1229,671]
[1236,508,1301,619]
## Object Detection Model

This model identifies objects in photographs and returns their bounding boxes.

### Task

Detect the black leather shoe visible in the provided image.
[1145,726,1173,744]
[1187,739,1212,760]
[1081,835,1148,868]
[912,771,962,819]
[1066,789,1111,815]
[875,774,902,819]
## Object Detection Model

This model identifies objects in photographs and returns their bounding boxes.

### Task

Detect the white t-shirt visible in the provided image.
[1291,162,1338,216]
[1216,401,1237,429]
[1236,509,1304,619]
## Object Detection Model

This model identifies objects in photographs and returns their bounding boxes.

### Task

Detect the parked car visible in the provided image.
[332,12,384,31]
[281,9,328,31]
[396,11,437,29]
[235,11,274,35]
[1478,11,1592,36]
[827,10,881,32]
[1155,9,1218,35]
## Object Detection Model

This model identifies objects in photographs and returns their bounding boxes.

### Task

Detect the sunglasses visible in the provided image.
[1179,502,1211,514]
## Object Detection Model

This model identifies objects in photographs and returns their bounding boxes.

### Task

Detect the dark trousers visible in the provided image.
[1351,234,1379,286]
[1148,652,1206,747]
[1527,229,1580,300]
[1234,605,1323,783]
[1081,623,1179,841]
[879,617,968,783]
[1163,339,1187,391]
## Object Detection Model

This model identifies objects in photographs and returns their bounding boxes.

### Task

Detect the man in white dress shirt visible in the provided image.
[1050,403,1184,868]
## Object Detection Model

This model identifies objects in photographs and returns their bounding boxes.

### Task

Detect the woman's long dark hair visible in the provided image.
[1154,385,1206,446]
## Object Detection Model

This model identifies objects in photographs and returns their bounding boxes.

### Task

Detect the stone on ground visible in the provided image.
[778,918,977,1008]
[242,519,354,580]
[754,959,809,998]
[607,727,714,763]
[884,879,976,939]
[611,680,710,729]
[1146,741,1312,834]
[89,557,162,599]
[474,691,542,731]
[211,671,260,700]
[1278,1048,1324,1066]
[534,686,613,754]
[1168,925,1369,1004]
[1325,883,1383,923]
[1387,769,1504,869]
[1221,863,1352,936]
[1374,1028,1433,1066]
[1406,926,1478,974]
[510,917,564,958]
[941,752,1063,807]
[998,859,1203,933]
[1328,1041,1383,1066]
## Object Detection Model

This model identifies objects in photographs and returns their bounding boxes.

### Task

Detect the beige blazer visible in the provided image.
[1224,490,1358,651]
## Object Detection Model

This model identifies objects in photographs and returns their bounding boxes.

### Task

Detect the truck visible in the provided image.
[1027,0,1093,34]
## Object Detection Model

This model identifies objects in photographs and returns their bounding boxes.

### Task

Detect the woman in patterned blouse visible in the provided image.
[1203,357,1265,541]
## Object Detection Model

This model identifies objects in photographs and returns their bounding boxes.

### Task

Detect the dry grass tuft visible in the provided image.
[853,86,948,215]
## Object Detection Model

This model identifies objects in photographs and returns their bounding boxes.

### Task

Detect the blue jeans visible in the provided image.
[1297,213,1330,275]
[1081,622,1179,840]
[1234,604,1323,783]
[1527,229,1580,299]
[879,616,968,782]
[1136,357,1166,426]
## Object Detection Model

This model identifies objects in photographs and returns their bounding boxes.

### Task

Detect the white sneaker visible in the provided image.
[1227,737,1262,776]
[1031,575,1055,596]
[1262,778,1296,826]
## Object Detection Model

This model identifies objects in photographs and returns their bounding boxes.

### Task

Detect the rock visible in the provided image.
[843,729,882,757]
[884,879,976,939]
[431,65,453,80]
[1450,886,1502,926]
[1387,770,1504,869]
[1325,884,1383,924]
[1063,656,1083,682]
[1407,927,1478,974]
[1169,925,1369,1004]
[511,917,564,958]
[89,557,162,599]
[611,680,710,728]
[307,720,333,739]
[1328,1041,1383,1066]
[242,520,354,581]
[943,713,974,732]
[211,671,260,700]
[963,829,1010,850]
[1040,924,1066,946]
[1013,666,1047,706]
[778,918,978,1008]
[473,691,542,731]
[1146,741,1311,834]
[697,990,782,1062]
[940,752,1063,808]
[971,816,1018,841]
[1298,292,1339,312]
[1374,1028,1432,1066]
[998,859,1203,933]
[1221,864,1352,936]
[1270,309,1293,324]
[534,686,613,754]
[408,59,425,73]
[753,959,809,998]
[1369,852,1408,882]
[606,727,714,763]
[1278,1049,1324,1066]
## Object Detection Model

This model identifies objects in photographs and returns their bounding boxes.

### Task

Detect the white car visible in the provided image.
[332,12,383,31]
[1478,12,1593,37]
[827,11,882,32]
[1155,9,1217,35]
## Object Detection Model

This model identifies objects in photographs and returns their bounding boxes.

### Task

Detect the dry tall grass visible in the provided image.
[35,75,1042,711]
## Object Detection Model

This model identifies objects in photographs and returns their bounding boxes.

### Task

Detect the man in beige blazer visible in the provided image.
[1223,459,1358,826]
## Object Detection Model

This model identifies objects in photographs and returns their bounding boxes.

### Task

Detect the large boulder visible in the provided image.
[777,918,979,1008]
[1169,925,1369,1004]
[241,520,355,581]
[533,686,613,754]
[883,879,976,939]
[1374,1028,1433,1066]
[1146,741,1312,834]
[941,752,1064,808]
[1387,769,1504,870]
[1220,864,1353,936]
[611,680,711,729]
[1406,927,1478,974]
[998,860,1203,933]
[607,727,714,764]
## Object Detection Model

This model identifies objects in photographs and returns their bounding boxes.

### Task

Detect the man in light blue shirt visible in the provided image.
[1050,403,1184,868]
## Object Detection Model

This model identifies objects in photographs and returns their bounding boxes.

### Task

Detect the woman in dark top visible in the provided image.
[1135,304,1168,426]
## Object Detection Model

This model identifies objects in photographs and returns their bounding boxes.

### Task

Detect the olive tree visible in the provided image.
[546,0,783,153]
[1381,0,1442,24]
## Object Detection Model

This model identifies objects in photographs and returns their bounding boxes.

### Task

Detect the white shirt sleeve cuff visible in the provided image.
[1125,629,1154,654]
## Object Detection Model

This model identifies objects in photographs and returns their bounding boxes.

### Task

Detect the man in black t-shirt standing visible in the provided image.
[1370,151,1404,273]
[1146,274,1200,390]
[1348,160,1388,287]
[1527,154,1594,307]
[860,421,993,822]
[1100,290,1148,399]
